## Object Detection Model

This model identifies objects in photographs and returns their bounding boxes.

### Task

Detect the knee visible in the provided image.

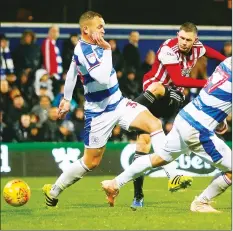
[147,82,165,98]
[150,154,169,167]
[148,117,163,133]
[136,135,151,153]
[83,150,103,170]
[85,158,101,170]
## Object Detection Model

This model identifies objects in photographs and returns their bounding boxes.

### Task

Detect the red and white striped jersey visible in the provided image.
[41,38,63,79]
[143,38,206,91]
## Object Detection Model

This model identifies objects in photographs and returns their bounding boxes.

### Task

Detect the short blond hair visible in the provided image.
[180,22,198,35]
[79,11,102,29]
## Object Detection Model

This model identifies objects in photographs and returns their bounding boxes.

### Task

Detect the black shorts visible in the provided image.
[133,87,181,136]
[147,93,179,119]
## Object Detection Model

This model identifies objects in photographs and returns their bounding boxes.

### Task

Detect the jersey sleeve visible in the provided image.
[158,46,179,65]
[63,57,78,101]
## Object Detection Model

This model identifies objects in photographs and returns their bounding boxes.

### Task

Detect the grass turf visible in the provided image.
[1,176,231,230]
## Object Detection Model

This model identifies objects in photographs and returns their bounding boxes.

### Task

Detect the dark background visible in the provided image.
[0,0,232,25]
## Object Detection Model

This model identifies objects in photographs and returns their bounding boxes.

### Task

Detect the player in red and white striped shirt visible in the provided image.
[130,22,226,210]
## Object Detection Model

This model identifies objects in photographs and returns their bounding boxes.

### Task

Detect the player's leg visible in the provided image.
[130,133,151,210]
[42,147,105,207]
[101,119,188,206]
[189,133,232,213]
[133,82,166,108]
[134,83,191,191]
[42,110,118,207]
[129,83,164,210]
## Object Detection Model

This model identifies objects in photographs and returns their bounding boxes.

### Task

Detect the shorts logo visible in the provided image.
[86,53,97,64]
[90,136,100,145]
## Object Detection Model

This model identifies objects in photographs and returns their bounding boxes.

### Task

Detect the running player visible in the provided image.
[42,11,176,207]
[130,22,226,209]
[102,57,231,213]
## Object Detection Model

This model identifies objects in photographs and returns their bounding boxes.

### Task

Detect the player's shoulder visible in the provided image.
[158,38,179,55]
[76,40,95,56]
[163,38,179,49]
[193,40,204,48]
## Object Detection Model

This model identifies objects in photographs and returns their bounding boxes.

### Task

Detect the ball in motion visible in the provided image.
[3,179,31,207]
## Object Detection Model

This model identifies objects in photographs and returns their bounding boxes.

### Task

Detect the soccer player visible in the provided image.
[102,57,232,213]
[41,11,181,207]
[130,22,226,209]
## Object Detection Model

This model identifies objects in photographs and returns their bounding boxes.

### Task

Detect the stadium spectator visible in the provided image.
[71,107,85,141]
[123,31,141,71]
[62,33,79,73]
[41,25,63,81]
[0,79,11,113]
[0,111,13,142]
[138,50,156,91]
[12,114,32,142]
[221,40,232,57]
[120,67,140,100]
[0,34,17,85]
[29,122,44,142]
[42,107,60,141]
[13,30,42,79]
[17,70,37,108]
[140,50,156,76]
[58,120,77,142]
[31,95,51,127]
[34,69,54,101]
[30,113,40,127]
[7,95,29,127]
[109,39,124,79]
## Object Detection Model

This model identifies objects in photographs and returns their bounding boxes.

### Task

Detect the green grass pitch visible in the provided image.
[1,176,231,230]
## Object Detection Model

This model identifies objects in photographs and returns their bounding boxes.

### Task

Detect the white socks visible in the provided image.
[150,129,172,178]
[115,154,152,188]
[150,129,166,154]
[50,157,90,198]
[197,173,232,203]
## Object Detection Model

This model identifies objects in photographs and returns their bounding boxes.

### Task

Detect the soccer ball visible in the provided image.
[3,179,31,207]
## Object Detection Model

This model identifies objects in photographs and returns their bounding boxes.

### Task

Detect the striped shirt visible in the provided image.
[0,46,14,79]
[180,57,232,131]
[143,38,206,91]
[64,40,122,117]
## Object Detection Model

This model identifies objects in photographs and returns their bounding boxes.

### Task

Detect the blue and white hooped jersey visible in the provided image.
[73,40,122,115]
[180,57,232,131]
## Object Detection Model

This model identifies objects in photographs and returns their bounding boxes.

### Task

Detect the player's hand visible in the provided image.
[168,87,185,109]
[215,119,228,135]
[91,32,111,50]
[58,98,71,119]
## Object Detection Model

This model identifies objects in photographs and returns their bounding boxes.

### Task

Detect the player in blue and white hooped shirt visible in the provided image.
[42,11,168,207]
[102,57,232,212]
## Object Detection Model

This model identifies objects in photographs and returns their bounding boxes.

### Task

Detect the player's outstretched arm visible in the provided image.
[204,45,226,62]
[165,63,207,88]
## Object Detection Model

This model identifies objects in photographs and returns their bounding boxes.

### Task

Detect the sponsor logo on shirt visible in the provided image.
[86,53,97,64]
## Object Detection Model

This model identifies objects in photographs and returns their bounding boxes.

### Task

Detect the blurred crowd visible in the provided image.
[0,26,232,143]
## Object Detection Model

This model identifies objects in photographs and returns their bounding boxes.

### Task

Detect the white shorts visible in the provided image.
[158,115,232,172]
[84,98,147,148]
